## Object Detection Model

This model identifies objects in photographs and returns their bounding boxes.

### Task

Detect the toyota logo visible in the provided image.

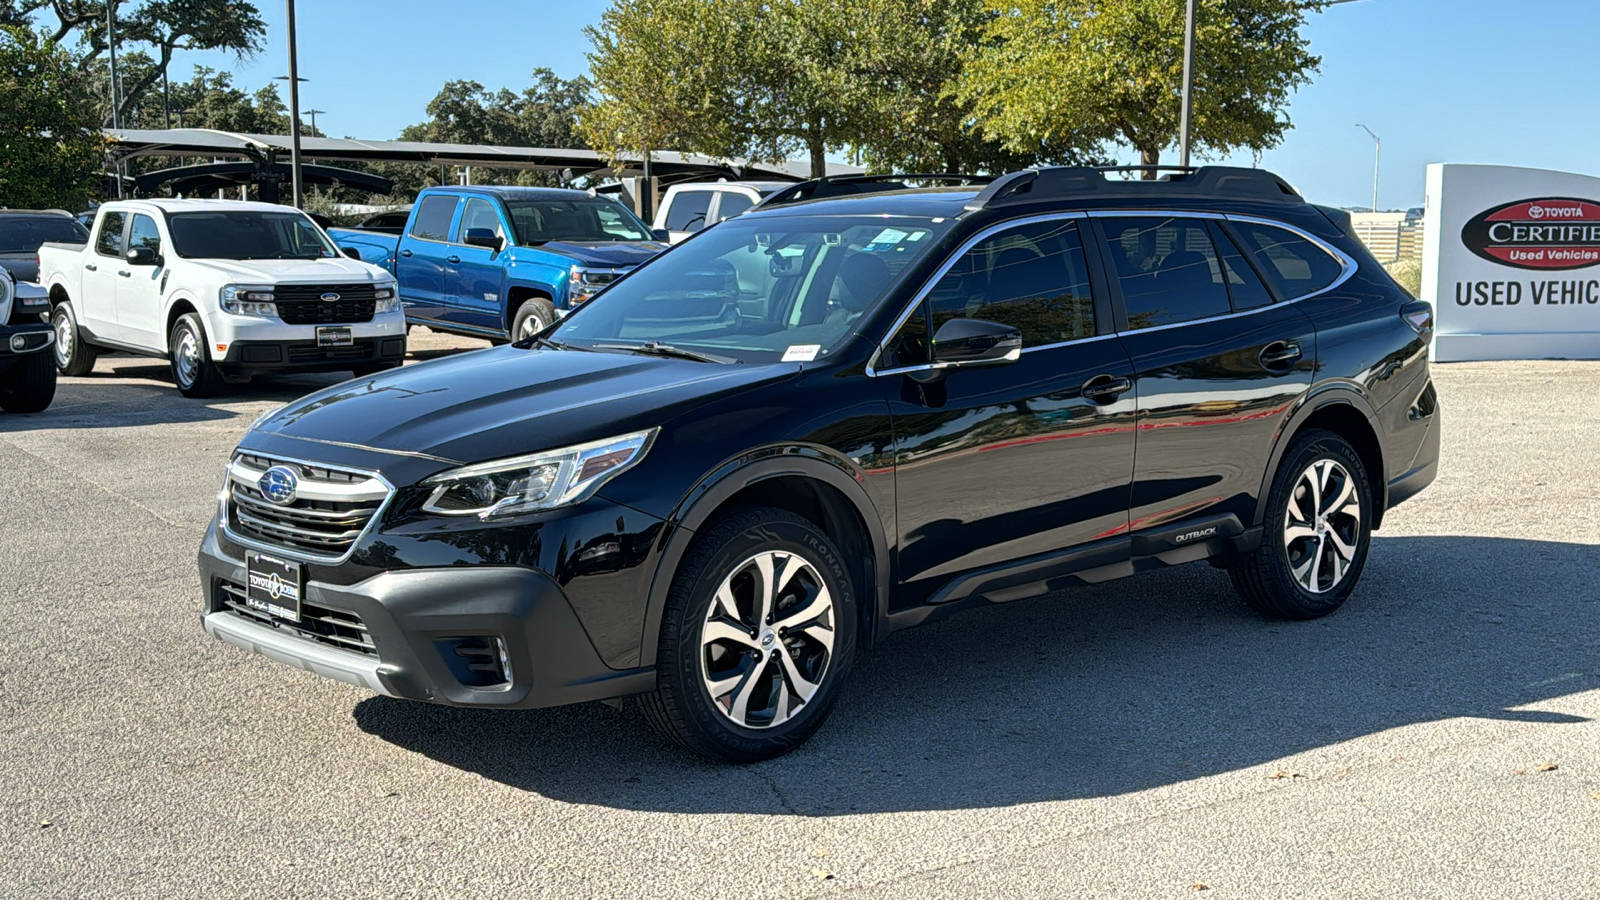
[258,465,299,505]
[320,291,341,302]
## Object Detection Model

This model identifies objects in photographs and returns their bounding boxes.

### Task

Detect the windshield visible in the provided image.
[506,198,652,244]
[0,216,89,252]
[551,216,947,363]
[166,211,338,260]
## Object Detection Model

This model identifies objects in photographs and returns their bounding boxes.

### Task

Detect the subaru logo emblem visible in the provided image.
[258,465,299,505]
[320,291,341,302]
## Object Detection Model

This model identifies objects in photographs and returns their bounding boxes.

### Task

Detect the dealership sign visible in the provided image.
[1422,164,1600,360]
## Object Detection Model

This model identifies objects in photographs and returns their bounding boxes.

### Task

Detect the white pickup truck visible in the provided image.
[38,199,406,397]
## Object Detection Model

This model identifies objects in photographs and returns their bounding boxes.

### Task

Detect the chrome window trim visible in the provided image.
[864,209,1357,377]
[219,451,396,565]
[864,211,1090,377]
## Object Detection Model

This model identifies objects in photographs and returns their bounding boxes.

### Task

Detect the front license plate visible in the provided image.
[316,326,353,347]
[246,551,303,623]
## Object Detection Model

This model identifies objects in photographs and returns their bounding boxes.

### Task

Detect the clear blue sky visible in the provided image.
[170,0,1598,211]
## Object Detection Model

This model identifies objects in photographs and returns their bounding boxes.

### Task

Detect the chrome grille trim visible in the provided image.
[221,451,395,564]
[216,580,377,656]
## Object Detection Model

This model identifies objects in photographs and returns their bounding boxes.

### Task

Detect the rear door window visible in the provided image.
[95,212,127,257]
[1206,220,1274,311]
[1227,221,1346,300]
[665,191,712,232]
[1099,216,1231,329]
[409,195,459,242]
[715,192,755,222]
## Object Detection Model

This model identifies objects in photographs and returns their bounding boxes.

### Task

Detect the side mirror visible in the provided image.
[650,227,671,242]
[341,246,362,260]
[931,318,1022,367]
[125,246,160,267]
[463,228,504,251]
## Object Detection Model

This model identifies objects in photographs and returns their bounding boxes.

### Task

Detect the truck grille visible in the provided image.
[215,578,377,656]
[274,284,378,325]
[225,452,391,560]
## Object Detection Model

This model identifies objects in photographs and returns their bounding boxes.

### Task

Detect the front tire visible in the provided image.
[169,312,224,398]
[51,302,97,376]
[639,507,857,762]
[510,297,556,343]
[1230,429,1372,619]
[0,351,58,413]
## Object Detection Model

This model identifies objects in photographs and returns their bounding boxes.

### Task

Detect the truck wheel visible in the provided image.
[51,302,97,376]
[510,297,556,342]
[639,507,857,762]
[169,312,224,399]
[1230,429,1372,620]
[0,351,58,413]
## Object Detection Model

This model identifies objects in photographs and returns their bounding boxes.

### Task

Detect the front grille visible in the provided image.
[216,579,377,656]
[274,284,378,325]
[285,343,374,362]
[226,453,389,559]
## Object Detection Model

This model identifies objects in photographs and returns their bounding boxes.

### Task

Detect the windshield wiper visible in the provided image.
[591,341,737,364]
[532,337,590,352]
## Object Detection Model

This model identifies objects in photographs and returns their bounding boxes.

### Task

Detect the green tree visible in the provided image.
[16,1,265,126]
[0,25,102,208]
[958,0,1324,172]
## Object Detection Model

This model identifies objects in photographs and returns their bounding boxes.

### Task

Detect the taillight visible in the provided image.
[1400,300,1434,336]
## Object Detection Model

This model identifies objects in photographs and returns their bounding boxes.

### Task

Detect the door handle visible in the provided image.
[1259,341,1303,369]
[1082,374,1133,403]
[117,270,131,278]
[399,249,413,258]
[84,264,97,272]
[446,255,461,264]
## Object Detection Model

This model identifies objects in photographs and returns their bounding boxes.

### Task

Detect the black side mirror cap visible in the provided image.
[463,228,504,251]
[931,317,1022,366]
[341,246,362,261]
[125,246,160,266]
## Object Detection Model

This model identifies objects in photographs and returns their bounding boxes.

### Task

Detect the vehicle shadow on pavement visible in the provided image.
[353,535,1599,814]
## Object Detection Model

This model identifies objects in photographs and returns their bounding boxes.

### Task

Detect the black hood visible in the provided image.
[247,345,796,475]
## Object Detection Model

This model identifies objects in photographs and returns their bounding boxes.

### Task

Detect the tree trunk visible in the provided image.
[807,123,827,179]
[1140,146,1160,180]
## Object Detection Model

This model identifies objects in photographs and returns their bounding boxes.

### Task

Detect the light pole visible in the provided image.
[1177,0,1197,167]
[283,0,304,208]
[304,109,325,135]
[1356,123,1380,212]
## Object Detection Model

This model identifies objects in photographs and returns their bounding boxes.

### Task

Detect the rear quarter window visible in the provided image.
[1228,222,1346,300]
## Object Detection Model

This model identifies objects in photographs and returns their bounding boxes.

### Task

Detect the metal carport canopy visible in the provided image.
[103,128,862,182]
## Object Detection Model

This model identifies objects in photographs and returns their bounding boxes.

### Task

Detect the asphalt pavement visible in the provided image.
[1,336,1596,899]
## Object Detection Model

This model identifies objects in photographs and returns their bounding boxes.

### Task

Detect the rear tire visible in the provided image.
[169,312,224,398]
[0,351,57,413]
[1230,429,1372,619]
[51,302,97,376]
[639,507,857,762]
[510,297,556,343]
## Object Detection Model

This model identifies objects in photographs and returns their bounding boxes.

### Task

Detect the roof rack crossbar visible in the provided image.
[964,165,1303,211]
[754,172,996,210]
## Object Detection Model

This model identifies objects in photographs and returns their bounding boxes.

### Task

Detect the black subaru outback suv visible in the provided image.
[200,167,1439,762]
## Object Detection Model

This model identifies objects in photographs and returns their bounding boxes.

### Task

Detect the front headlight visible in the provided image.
[568,266,622,306]
[420,428,658,519]
[220,284,277,317]
[374,283,400,314]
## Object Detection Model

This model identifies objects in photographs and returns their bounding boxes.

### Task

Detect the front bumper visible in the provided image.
[0,321,54,357]
[216,336,407,374]
[198,526,656,708]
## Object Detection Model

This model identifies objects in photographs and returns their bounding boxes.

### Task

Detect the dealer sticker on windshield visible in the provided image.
[782,344,822,362]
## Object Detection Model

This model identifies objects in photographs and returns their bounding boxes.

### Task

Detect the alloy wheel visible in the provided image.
[53,312,72,368]
[699,549,836,730]
[518,313,546,340]
[1283,459,1362,594]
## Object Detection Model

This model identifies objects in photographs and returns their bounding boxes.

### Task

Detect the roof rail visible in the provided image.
[754,172,995,210]
[965,165,1303,211]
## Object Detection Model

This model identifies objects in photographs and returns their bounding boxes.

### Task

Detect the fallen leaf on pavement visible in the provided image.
[40,820,51,829]
[1538,762,1558,772]
[811,868,835,880]
[813,849,831,858]
[1192,883,1209,891]
[1266,770,1301,780]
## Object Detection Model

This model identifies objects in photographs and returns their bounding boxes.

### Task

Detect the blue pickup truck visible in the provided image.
[331,186,667,342]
